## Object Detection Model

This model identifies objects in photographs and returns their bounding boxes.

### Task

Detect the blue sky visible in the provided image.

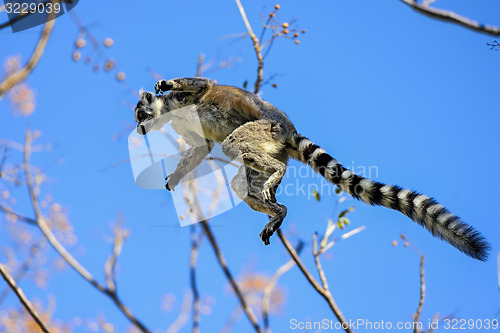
[1,1,499,332]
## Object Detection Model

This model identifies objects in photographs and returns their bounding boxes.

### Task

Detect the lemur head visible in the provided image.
[135,91,159,124]
[135,90,192,135]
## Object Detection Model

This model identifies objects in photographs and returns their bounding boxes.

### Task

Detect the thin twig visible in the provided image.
[235,0,264,94]
[262,241,303,333]
[68,11,106,58]
[190,225,204,333]
[22,130,151,333]
[425,313,439,333]
[399,235,426,333]
[200,220,262,333]
[414,255,426,333]
[196,54,205,77]
[0,146,8,175]
[23,130,103,290]
[220,305,243,333]
[104,219,128,293]
[0,204,37,225]
[0,242,41,306]
[0,262,52,333]
[0,1,56,99]
[181,161,261,333]
[313,234,331,292]
[319,226,366,256]
[166,291,192,333]
[399,0,500,36]
[312,234,352,332]
[276,231,323,296]
[277,230,354,333]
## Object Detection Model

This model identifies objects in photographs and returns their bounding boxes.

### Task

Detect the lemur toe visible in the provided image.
[154,80,165,94]
[261,188,276,203]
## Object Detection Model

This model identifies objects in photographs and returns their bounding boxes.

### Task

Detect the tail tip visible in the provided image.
[465,231,490,261]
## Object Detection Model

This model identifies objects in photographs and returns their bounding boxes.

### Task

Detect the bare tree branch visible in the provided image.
[235,0,264,94]
[220,305,243,333]
[277,230,354,333]
[399,234,426,332]
[166,291,192,333]
[0,204,37,225]
[0,1,56,99]
[21,130,151,333]
[312,234,331,292]
[104,218,128,294]
[190,225,203,333]
[414,255,426,333]
[487,40,500,50]
[312,233,353,333]
[276,231,323,297]
[180,159,261,333]
[200,220,262,333]
[0,242,41,306]
[196,54,205,77]
[262,241,303,333]
[0,262,53,333]
[399,0,500,36]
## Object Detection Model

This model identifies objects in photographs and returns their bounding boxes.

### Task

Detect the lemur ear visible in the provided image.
[141,91,154,104]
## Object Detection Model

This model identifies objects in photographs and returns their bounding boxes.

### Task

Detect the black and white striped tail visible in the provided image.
[292,134,489,261]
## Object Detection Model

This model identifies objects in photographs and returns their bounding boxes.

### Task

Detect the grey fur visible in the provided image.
[134,77,489,260]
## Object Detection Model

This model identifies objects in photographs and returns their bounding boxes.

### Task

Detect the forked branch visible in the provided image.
[235,0,264,94]
[278,230,354,333]
[21,130,151,333]
[200,220,263,333]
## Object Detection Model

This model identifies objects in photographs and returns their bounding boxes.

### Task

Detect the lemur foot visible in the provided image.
[259,213,284,245]
[155,80,174,95]
[259,226,274,245]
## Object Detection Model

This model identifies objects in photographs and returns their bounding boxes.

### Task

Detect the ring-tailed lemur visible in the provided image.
[134,77,489,261]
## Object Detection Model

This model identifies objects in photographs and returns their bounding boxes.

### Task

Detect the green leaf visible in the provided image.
[312,189,320,201]
[338,209,349,218]
[337,219,344,229]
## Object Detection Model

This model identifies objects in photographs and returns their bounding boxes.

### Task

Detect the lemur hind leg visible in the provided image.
[230,166,287,245]
[155,77,216,94]
[222,120,287,202]
[223,121,288,244]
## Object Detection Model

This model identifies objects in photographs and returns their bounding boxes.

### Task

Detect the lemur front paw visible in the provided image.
[165,173,182,191]
[155,80,174,95]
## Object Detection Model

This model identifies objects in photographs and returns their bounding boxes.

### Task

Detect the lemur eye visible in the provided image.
[136,110,148,122]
